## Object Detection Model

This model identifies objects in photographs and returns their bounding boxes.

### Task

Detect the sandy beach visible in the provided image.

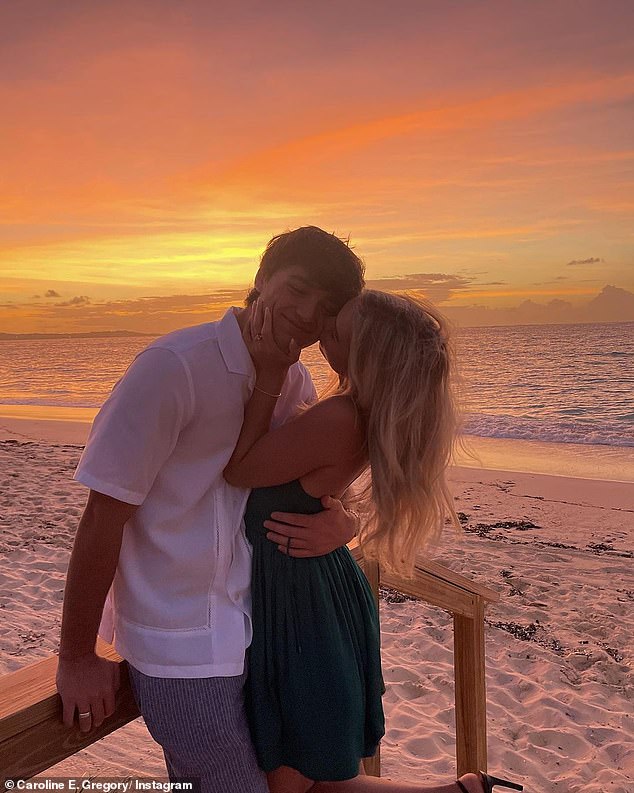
[0,417,632,792]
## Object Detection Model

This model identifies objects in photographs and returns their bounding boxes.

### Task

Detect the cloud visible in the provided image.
[584,284,634,322]
[3,281,633,335]
[44,289,61,297]
[567,257,604,266]
[365,273,473,303]
[58,295,91,307]
[443,285,634,327]
[0,288,251,335]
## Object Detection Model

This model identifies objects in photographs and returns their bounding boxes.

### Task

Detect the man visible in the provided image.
[56,226,365,792]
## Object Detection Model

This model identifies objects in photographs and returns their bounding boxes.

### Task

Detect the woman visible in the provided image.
[224,290,521,793]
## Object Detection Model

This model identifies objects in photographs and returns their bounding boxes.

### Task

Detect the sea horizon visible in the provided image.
[1,319,633,484]
[2,318,633,341]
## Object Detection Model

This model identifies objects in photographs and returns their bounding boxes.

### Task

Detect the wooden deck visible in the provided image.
[0,546,498,784]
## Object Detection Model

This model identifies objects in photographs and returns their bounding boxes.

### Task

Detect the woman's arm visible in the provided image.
[223,394,364,488]
[225,299,364,490]
[227,300,299,475]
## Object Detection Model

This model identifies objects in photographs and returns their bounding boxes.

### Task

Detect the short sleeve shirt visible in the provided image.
[75,308,316,677]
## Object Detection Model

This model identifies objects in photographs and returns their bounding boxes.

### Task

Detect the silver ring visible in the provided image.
[78,711,91,718]
[254,333,263,342]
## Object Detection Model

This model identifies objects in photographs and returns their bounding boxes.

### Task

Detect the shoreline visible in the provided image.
[449,465,634,511]
[454,435,634,484]
[2,405,633,484]
[0,407,96,446]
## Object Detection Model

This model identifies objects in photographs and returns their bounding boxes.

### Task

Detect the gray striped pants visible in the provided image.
[128,664,269,793]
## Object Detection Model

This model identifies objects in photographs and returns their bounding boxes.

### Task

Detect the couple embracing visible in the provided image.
[57,227,521,793]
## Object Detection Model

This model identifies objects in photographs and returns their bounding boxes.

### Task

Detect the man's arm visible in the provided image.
[264,494,360,557]
[56,490,136,733]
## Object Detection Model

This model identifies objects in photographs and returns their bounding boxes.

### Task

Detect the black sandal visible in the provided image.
[457,771,523,793]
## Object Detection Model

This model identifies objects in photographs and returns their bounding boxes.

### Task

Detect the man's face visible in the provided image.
[256,265,340,349]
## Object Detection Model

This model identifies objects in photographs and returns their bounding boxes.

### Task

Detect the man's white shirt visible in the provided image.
[75,308,315,677]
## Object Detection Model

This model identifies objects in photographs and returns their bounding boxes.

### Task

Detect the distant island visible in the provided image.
[0,330,156,341]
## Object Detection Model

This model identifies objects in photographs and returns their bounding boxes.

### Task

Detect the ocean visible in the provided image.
[2,321,632,449]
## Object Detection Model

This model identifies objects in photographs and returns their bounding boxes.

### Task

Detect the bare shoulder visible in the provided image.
[302,395,365,451]
[305,394,361,426]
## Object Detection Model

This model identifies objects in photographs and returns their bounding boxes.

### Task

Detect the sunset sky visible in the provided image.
[1,0,633,333]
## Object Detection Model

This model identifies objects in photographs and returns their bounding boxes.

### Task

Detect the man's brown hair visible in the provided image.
[247,226,365,311]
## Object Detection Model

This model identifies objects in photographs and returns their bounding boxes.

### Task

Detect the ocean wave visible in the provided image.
[0,397,102,408]
[588,351,632,357]
[464,413,634,447]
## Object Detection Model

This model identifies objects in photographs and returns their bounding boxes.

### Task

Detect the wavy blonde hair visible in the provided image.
[339,290,459,576]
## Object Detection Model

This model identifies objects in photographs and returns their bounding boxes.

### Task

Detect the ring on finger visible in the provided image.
[78,711,91,719]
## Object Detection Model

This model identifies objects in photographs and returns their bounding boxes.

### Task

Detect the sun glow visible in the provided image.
[1,2,632,333]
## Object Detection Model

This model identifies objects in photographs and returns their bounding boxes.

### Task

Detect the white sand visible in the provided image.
[1,421,632,792]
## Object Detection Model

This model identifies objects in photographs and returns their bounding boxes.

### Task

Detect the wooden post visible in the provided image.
[453,596,488,776]
[361,557,381,778]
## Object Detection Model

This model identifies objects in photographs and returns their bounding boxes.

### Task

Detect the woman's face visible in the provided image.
[318,297,358,375]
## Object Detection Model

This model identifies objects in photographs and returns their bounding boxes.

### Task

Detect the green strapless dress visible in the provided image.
[244,479,385,781]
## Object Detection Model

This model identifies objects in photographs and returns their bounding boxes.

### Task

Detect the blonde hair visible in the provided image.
[341,290,459,576]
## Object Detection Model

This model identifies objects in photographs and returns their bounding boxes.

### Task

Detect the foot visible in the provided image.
[456,774,486,793]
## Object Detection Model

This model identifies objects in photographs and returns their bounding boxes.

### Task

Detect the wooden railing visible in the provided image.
[0,546,498,784]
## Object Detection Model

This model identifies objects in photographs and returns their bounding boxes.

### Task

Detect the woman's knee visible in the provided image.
[267,765,314,793]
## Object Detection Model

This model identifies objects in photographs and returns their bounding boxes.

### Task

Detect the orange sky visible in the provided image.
[1,0,633,333]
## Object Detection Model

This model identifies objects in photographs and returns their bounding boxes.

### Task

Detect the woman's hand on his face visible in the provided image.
[245,299,300,383]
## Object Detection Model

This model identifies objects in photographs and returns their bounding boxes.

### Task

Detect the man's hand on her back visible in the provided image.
[56,651,120,733]
[264,495,358,557]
